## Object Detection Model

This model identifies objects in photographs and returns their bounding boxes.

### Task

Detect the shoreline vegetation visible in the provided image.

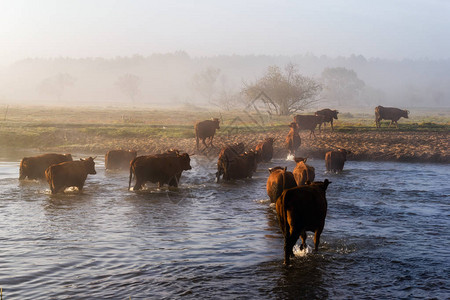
[0,105,449,163]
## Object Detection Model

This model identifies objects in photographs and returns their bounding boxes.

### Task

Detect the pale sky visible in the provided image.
[0,0,449,64]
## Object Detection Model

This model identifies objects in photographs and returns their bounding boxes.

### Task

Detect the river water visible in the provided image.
[0,149,449,299]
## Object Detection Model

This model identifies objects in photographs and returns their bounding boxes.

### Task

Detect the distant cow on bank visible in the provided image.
[285,122,301,156]
[293,115,324,138]
[315,109,339,132]
[293,157,315,186]
[105,150,137,170]
[195,118,220,149]
[45,157,96,194]
[255,137,274,162]
[276,179,331,265]
[266,166,297,203]
[19,153,73,180]
[129,152,192,190]
[216,145,258,182]
[375,106,409,128]
[325,149,351,172]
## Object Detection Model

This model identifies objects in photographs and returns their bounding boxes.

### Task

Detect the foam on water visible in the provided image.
[293,244,313,257]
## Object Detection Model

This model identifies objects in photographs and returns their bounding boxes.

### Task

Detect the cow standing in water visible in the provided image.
[45,157,97,194]
[19,153,73,180]
[325,149,351,172]
[292,157,315,186]
[315,109,339,132]
[255,137,274,162]
[375,106,409,128]
[105,150,137,170]
[266,166,297,203]
[195,118,220,150]
[129,152,192,190]
[276,179,331,265]
[285,122,301,156]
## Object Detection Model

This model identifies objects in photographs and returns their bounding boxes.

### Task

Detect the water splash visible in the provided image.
[293,244,312,257]
[286,154,294,161]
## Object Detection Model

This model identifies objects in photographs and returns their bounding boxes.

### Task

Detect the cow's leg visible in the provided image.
[196,136,200,150]
[314,229,323,252]
[202,138,208,148]
[285,228,300,262]
[209,134,215,148]
[134,179,143,191]
[299,230,307,250]
[331,120,334,131]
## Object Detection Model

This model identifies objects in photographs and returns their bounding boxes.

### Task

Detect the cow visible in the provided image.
[255,137,274,162]
[375,106,409,128]
[129,152,192,191]
[325,149,351,172]
[153,149,187,187]
[105,149,137,170]
[315,109,339,132]
[266,166,297,203]
[45,157,96,194]
[293,157,315,186]
[19,153,73,180]
[195,118,220,149]
[216,148,258,182]
[293,115,324,138]
[285,122,301,156]
[276,179,331,265]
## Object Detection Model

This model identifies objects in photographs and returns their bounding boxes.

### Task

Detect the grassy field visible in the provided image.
[0,105,449,163]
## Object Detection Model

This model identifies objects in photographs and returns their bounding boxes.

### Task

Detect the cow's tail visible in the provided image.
[128,159,135,191]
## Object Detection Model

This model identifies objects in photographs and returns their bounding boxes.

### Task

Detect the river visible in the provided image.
[0,149,449,299]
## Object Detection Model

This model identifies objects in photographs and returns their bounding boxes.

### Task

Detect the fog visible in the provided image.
[1,1,449,109]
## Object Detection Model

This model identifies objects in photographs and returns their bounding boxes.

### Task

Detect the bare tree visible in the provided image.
[242,63,322,115]
[38,73,75,102]
[115,73,141,104]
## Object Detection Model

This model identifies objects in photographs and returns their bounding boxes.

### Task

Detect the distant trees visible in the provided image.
[241,63,322,115]
[38,73,75,102]
[321,67,365,106]
[115,73,141,105]
[191,67,221,103]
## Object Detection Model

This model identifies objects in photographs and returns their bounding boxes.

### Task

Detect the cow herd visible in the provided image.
[17,105,408,265]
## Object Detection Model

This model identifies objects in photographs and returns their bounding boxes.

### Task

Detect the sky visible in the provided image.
[0,0,449,65]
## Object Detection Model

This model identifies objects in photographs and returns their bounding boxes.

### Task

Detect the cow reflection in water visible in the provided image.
[129,150,192,191]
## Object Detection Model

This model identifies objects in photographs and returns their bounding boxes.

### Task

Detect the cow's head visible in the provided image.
[244,151,259,172]
[289,122,298,131]
[294,157,307,163]
[64,154,73,161]
[81,157,96,175]
[211,118,220,129]
[178,153,192,171]
[264,137,275,145]
[403,110,409,118]
[309,179,331,193]
[268,166,286,173]
[333,110,339,119]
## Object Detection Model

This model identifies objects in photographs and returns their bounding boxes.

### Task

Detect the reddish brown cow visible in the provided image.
[325,149,351,172]
[285,122,301,156]
[45,157,96,194]
[315,109,339,132]
[293,157,315,186]
[153,149,186,187]
[105,150,137,170]
[216,149,258,182]
[255,137,274,162]
[19,153,73,180]
[129,152,191,190]
[266,166,297,203]
[195,118,220,149]
[293,115,324,138]
[276,179,331,265]
[375,106,409,128]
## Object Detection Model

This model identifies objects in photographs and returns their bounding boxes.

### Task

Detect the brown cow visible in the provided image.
[266,166,297,203]
[45,157,96,194]
[19,153,73,180]
[293,157,315,186]
[276,179,331,265]
[315,109,339,132]
[216,149,258,182]
[293,115,324,138]
[129,152,192,190]
[105,149,137,170]
[285,122,301,156]
[195,118,220,149]
[153,149,186,187]
[325,149,351,172]
[375,105,409,128]
[255,137,274,162]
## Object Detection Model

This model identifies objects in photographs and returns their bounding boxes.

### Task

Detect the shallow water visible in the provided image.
[0,150,449,299]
